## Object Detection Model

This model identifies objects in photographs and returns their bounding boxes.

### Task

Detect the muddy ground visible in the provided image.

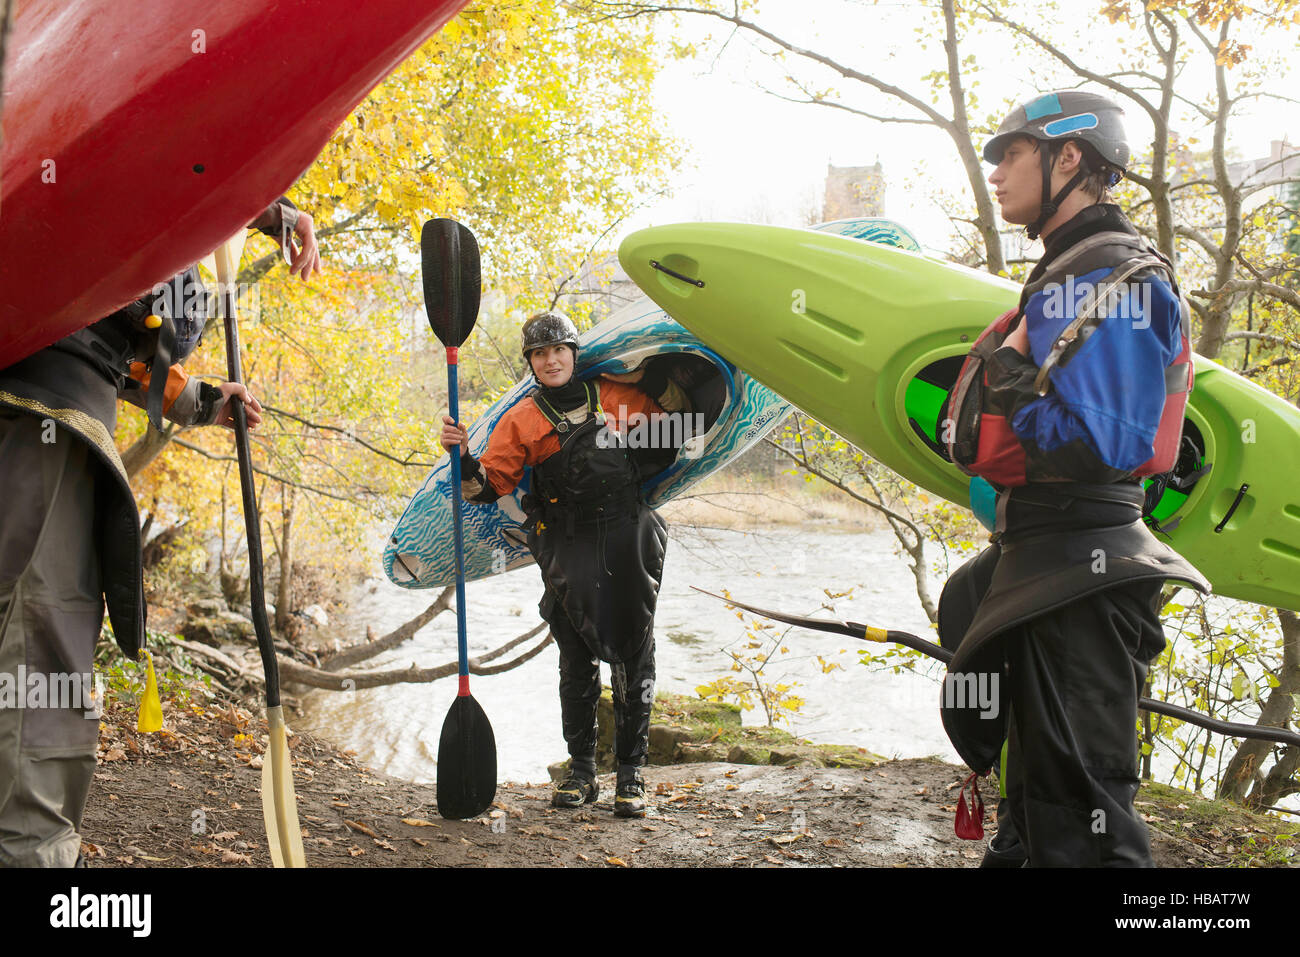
[79,697,1296,868]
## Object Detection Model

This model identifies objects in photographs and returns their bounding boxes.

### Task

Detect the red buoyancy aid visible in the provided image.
[945,232,1194,488]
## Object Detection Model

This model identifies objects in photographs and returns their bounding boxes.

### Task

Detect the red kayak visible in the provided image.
[0,0,466,365]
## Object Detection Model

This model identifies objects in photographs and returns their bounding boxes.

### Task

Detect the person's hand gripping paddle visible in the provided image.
[213,238,306,867]
[423,218,497,820]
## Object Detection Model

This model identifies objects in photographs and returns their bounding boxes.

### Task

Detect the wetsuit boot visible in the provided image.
[615,765,647,818]
[552,761,599,809]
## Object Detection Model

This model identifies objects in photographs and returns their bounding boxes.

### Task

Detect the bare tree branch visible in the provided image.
[277,623,552,689]
[172,438,370,504]
[322,587,454,671]
[262,404,437,468]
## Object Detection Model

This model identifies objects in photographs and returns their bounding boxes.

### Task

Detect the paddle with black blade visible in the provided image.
[213,239,306,867]
[693,586,1300,750]
[423,218,497,820]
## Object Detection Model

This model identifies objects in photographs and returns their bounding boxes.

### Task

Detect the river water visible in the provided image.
[299,522,961,784]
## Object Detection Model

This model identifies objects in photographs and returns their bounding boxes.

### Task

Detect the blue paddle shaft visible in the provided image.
[447,351,470,686]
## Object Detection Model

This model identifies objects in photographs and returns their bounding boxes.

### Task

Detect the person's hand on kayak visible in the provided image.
[1002,318,1030,356]
[602,364,646,384]
[213,382,263,430]
[287,210,322,282]
[441,415,468,450]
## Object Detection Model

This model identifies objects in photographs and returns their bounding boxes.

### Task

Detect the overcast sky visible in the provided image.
[626,1,1300,253]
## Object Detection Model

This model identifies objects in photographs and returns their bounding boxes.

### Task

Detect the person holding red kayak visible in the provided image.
[440,311,692,818]
[0,198,319,868]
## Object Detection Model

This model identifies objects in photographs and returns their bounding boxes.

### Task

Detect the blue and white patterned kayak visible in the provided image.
[384,299,791,588]
[383,217,920,589]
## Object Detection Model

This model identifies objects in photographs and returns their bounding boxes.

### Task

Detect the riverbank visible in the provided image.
[81,683,1298,867]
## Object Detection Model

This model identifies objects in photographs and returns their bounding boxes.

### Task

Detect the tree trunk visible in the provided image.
[1218,609,1300,803]
[941,0,1005,277]
[274,485,295,633]
[122,423,177,479]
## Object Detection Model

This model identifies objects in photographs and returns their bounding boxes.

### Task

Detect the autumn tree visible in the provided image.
[121,0,683,671]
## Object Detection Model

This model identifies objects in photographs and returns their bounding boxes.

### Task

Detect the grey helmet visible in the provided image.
[520,310,579,360]
[984,90,1131,239]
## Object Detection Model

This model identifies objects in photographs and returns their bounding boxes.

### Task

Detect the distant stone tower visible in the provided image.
[822,162,885,221]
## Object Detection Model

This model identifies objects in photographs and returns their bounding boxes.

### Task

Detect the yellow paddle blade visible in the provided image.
[261,705,306,867]
[204,229,249,286]
[136,651,163,733]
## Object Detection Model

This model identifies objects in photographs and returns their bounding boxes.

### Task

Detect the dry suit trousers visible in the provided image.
[545,595,656,775]
[1001,580,1166,867]
[0,412,104,867]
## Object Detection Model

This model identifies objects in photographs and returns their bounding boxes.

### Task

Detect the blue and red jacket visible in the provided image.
[946,205,1193,488]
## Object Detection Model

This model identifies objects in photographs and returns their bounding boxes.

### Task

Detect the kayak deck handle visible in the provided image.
[1214,483,1249,533]
[650,260,704,288]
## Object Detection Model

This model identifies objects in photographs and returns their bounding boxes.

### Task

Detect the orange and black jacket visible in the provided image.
[460,366,690,504]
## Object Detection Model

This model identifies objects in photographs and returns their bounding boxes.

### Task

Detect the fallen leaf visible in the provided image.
[401,818,439,828]
[606,857,628,867]
[576,853,589,862]
[345,820,379,838]
[220,849,251,864]
[755,813,766,823]
[412,838,428,848]
[823,838,846,849]
[374,839,396,851]
[695,828,714,838]
[770,833,801,846]
[211,831,239,841]
[724,784,739,791]
[348,847,365,857]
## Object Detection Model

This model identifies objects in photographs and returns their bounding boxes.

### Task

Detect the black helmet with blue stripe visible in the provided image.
[985,90,1131,238]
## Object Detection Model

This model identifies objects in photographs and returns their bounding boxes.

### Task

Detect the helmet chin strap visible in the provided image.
[1026,147,1089,241]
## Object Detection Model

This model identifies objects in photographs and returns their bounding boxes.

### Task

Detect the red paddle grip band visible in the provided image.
[458,675,470,696]
[446,346,458,363]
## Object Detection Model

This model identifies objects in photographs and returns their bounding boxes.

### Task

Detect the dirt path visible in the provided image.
[79,698,1294,868]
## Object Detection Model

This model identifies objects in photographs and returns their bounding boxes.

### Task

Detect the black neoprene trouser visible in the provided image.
[545,590,656,775]
[1000,579,1166,867]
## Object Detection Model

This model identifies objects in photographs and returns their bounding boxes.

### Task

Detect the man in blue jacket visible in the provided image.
[939,91,1209,867]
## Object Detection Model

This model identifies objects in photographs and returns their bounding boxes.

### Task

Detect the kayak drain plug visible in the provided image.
[650,260,704,288]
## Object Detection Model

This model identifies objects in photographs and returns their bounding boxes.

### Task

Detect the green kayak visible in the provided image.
[618,221,1300,612]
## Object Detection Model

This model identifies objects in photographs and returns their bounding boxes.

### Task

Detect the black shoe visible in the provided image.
[614,766,647,818]
[979,830,1028,868]
[552,772,599,809]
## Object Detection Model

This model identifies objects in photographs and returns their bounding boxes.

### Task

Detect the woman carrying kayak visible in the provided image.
[440,311,691,817]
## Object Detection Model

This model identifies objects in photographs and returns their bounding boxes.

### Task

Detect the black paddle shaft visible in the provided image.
[693,587,1300,750]
[221,295,280,707]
